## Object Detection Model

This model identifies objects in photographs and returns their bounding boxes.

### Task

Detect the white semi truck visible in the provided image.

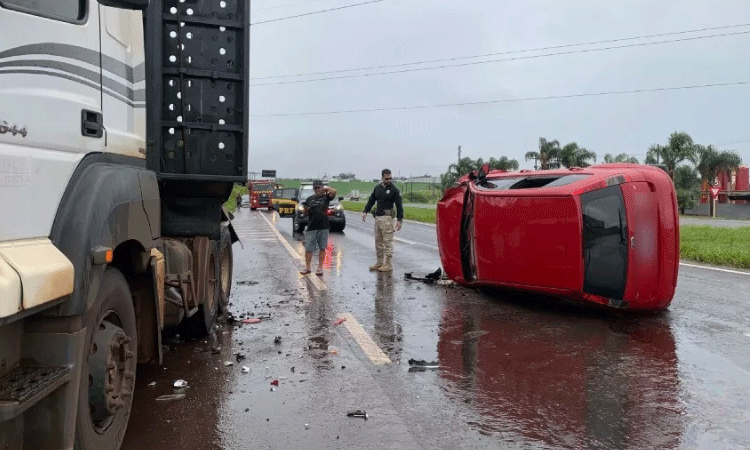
[0,1,249,448]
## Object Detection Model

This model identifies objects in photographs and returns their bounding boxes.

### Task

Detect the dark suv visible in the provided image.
[293,185,347,232]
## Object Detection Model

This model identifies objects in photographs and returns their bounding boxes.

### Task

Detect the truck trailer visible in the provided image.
[0,0,249,448]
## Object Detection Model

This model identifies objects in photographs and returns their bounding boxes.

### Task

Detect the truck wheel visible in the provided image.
[193,241,220,335]
[75,268,137,450]
[218,225,233,312]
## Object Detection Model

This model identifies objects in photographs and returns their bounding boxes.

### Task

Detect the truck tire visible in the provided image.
[188,240,221,336]
[218,225,233,312]
[293,214,305,233]
[75,268,137,450]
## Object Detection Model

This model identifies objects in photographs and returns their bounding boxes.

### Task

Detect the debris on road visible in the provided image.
[274,336,282,344]
[241,318,262,324]
[148,381,156,387]
[333,317,346,326]
[408,358,440,371]
[224,361,234,366]
[237,280,259,285]
[173,379,188,388]
[271,379,279,386]
[346,410,368,420]
[404,267,443,284]
[156,393,186,402]
[242,366,250,373]
[235,352,246,362]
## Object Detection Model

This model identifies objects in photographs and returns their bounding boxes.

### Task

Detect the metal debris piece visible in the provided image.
[346,410,368,420]
[242,366,250,373]
[173,379,188,388]
[156,393,186,402]
[224,361,234,366]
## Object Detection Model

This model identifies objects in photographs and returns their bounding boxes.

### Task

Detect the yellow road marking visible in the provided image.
[258,212,326,291]
[338,313,391,365]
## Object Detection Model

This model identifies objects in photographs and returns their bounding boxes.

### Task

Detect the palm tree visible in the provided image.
[673,165,701,214]
[559,142,597,168]
[525,138,560,170]
[441,156,480,191]
[644,132,696,179]
[487,156,519,171]
[692,144,742,186]
[603,153,639,164]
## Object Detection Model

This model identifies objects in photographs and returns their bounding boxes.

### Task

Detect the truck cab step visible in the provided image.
[0,366,71,421]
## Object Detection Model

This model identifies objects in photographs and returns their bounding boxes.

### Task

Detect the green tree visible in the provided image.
[559,142,597,168]
[691,144,742,186]
[673,165,701,214]
[525,138,560,170]
[603,153,639,164]
[487,156,519,171]
[645,132,696,179]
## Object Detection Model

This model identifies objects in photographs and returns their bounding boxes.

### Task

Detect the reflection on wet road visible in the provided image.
[124,209,750,450]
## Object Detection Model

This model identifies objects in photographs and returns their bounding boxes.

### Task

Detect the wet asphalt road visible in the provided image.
[123,209,750,450]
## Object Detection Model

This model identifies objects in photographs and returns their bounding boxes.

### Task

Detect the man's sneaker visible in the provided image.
[377,264,392,272]
[369,263,382,271]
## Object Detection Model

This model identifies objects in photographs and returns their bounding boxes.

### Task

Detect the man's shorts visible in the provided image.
[304,228,329,252]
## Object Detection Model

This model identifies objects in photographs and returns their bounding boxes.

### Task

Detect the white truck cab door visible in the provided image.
[100,4,146,158]
[0,0,104,241]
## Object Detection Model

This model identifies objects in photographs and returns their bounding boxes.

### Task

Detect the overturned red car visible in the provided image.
[436,164,679,311]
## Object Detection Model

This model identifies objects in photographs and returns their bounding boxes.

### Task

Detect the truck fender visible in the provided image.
[50,153,158,317]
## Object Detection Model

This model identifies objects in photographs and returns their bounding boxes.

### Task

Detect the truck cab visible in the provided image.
[0,1,249,448]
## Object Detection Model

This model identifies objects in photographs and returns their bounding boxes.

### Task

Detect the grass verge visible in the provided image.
[342,201,750,269]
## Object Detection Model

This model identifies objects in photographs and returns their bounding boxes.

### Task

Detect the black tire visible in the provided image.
[190,240,220,336]
[250,207,257,211]
[75,268,137,450]
[218,225,233,312]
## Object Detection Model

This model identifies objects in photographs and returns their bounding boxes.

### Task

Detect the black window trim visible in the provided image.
[0,0,88,25]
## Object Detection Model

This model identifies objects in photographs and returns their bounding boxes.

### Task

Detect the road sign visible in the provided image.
[261,170,276,178]
[710,186,720,198]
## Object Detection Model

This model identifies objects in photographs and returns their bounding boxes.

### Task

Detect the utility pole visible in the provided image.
[458,145,461,166]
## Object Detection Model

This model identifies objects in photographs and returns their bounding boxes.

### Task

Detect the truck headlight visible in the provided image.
[334,204,343,211]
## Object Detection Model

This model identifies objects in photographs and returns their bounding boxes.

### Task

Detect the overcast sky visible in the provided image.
[248,0,750,181]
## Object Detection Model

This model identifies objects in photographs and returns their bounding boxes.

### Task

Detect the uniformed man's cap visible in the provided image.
[312,180,323,187]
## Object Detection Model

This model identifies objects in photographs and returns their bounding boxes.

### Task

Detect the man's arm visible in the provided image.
[362,187,377,221]
[394,188,404,231]
[325,186,337,199]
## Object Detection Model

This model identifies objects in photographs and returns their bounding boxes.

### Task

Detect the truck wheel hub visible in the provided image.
[88,320,134,430]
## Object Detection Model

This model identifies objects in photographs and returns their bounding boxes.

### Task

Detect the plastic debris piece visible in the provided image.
[173,379,188,388]
[235,353,246,362]
[333,317,346,326]
[274,336,282,344]
[304,424,310,429]
[271,379,279,386]
[156,393,186,402]
[242,366,250,373]
[242,318,261,324]
[346,410,368,420]
[408,358,439,368]
[224,361,234,366]
[148,381,156,387]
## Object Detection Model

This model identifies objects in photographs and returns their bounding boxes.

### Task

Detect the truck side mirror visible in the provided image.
[291,197,298,202]
[98,0,149,10]
[338,196,344,201]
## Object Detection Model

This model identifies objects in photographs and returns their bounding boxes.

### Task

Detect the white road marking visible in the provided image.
[394,236,416,245]
[258,212,326,291]
[680,262,750,276]
[338,313,391,365]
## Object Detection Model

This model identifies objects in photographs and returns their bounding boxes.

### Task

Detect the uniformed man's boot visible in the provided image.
[378,257,392,272]
[369,259,383,271]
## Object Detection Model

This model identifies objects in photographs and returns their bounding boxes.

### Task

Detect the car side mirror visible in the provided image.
[338,196,344,201]
[477,163,490,183]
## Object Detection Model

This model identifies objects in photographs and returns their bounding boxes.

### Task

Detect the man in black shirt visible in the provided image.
[362,169,403,272]
[301,180,337,276]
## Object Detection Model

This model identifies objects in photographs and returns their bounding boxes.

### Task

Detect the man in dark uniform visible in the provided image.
[362,169,403,272]
[301,180,337,276]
